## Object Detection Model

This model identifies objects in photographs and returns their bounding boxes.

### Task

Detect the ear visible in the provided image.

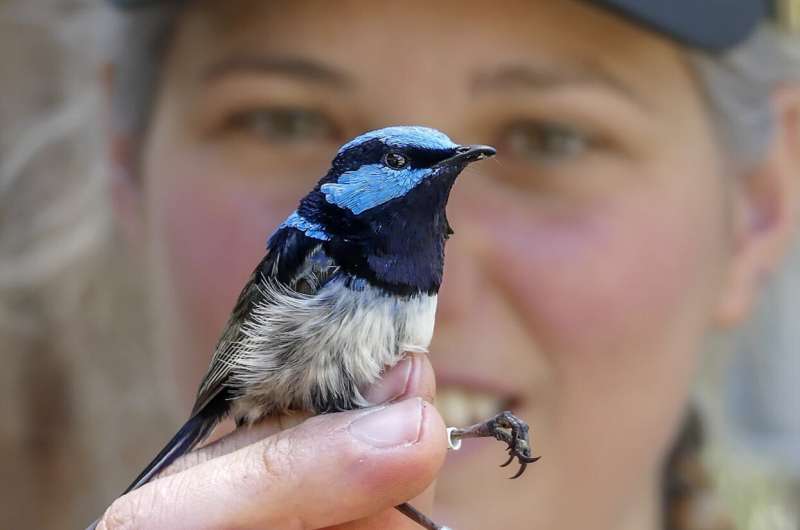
[715,85,800,327]
[102,62,145,246]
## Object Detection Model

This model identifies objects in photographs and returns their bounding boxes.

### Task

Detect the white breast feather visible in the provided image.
[229,276,436,420]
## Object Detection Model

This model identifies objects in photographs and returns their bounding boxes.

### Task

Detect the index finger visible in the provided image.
[97,398,447,530]
[160,352,437,479]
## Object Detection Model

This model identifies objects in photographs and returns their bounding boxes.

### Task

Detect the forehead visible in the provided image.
[179,0,688,91]
[338,127,457,154]
[164,0,700,129]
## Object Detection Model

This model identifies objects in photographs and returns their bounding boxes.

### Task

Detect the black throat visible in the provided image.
[302,173,456,297]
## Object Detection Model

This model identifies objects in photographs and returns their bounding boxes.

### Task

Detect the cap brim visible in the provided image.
[109,0,171,8]
[585,0,768,52]
[109,0,769,52]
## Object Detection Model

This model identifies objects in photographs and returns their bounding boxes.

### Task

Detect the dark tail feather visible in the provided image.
[122,412,217,495]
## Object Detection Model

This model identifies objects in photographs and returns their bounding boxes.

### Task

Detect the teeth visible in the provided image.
[436,387,506,427]
[472,391,501,420]
[437,389,472,427]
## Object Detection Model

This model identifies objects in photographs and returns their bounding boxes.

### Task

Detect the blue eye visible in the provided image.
[504,121,590,162]
[232,107,333,143]
[383,152,409,170]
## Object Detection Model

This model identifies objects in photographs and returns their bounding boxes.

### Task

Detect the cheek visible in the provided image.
[143,151,304,396]
[158,180,267,320]
[493,202,704,355]
[465,173,727,467]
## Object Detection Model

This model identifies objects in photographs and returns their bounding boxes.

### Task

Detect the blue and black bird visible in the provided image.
[91,126,536,530]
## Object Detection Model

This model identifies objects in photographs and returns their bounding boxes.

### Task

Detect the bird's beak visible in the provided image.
[434,144,497,168]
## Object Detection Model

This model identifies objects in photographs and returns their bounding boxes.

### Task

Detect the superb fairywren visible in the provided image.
[89,126,536,530]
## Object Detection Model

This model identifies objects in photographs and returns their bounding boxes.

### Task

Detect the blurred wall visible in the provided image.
[0,2,173,528]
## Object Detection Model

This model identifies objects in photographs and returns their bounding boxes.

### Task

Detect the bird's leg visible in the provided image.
[447,411,539,479]
[395,502,452,530]
[392,411,537,530]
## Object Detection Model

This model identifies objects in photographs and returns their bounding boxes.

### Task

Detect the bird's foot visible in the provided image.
[395,412,536,529]
[447,410,539,479]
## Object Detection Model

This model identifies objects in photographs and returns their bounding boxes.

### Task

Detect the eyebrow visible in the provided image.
[202,54,353,88]
[472,62,647,109]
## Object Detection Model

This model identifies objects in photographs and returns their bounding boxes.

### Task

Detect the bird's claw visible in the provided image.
[447,410,539,479]
[490,411,540,479]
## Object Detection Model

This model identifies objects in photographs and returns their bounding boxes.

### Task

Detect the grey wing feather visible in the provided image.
[190,244,337,416]
[190,274,262,416]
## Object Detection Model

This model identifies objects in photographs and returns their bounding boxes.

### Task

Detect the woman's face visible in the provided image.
[134,0,740,528]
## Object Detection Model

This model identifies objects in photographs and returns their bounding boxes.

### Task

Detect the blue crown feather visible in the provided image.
[337,126,457,154]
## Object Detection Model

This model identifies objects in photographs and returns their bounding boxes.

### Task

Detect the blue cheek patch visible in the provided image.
[320,164,431,215]
[279,211,331,241]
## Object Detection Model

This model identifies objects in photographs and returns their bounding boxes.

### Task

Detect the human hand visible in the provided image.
[95,352,445,530]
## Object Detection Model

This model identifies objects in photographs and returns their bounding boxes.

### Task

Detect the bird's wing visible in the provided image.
[111,230,333,501]
[190,229,337,416]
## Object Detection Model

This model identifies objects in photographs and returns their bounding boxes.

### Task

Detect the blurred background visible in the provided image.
[1,2,173,527]
[0,1,797,529]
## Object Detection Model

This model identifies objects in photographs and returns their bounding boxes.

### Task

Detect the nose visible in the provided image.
[438,231,484,324]
[436,188,491,324]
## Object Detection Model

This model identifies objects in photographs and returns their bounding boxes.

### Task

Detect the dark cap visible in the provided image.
[108,0,774,52]
[589,0,769,52]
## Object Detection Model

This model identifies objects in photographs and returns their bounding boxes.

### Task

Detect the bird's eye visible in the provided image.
[383,152,409,170]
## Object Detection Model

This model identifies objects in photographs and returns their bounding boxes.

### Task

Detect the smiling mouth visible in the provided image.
[436,385,517,427]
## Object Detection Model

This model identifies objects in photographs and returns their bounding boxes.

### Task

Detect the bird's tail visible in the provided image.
[122,411,218,495]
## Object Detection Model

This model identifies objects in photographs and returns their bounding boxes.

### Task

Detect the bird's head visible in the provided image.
[282,126,495,294]
[318,126,495,217]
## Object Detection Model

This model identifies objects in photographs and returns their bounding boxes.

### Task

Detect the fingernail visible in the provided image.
[349,398,423,448]
[364,356,415,405]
